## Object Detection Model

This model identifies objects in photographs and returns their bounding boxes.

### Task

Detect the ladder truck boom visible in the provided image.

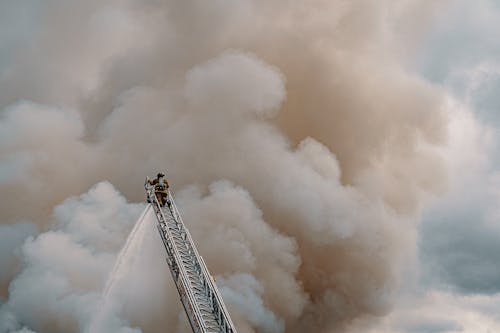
[145,184,238,333]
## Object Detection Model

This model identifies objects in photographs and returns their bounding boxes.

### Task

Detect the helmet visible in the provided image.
[157,172,165,178]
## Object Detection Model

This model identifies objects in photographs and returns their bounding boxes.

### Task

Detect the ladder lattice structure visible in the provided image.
[145,185,237,333]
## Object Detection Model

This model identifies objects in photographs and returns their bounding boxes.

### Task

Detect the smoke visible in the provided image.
[0,1,451,332]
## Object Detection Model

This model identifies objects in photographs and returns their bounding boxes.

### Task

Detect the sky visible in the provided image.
[1,1,500,333]
[374,1,500,332]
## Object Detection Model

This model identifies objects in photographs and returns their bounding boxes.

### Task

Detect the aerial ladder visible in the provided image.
[145,183,238,333]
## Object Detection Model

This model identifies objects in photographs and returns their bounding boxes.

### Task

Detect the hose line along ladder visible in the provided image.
[145,184,237,333]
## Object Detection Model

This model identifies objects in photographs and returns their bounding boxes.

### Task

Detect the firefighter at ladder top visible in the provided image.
[147,172,171,207]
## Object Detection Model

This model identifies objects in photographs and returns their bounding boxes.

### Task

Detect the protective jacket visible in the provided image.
[148,177,169,193]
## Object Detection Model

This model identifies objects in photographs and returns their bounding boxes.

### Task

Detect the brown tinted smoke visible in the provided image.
[0,1,448,332]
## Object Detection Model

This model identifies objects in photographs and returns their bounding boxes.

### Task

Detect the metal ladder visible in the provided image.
[145,185,238,333]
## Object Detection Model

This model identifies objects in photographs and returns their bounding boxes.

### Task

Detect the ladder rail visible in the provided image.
[168,192,236,332]
[148,189,206,332]
[199,256,237,331]
[145,184,237,333]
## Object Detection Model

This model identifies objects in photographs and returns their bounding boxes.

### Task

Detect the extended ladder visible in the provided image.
[145,185,237,333]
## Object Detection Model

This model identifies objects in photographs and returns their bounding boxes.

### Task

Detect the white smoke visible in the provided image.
[0,182,150,333]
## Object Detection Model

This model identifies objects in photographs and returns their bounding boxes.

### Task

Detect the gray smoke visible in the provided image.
[0,1,451,332]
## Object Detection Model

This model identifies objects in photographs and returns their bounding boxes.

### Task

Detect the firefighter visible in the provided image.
[147,172,170,207]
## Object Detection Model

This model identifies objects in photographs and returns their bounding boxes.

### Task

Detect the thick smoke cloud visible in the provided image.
[0,1,451,332]
[0,182,149,333]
